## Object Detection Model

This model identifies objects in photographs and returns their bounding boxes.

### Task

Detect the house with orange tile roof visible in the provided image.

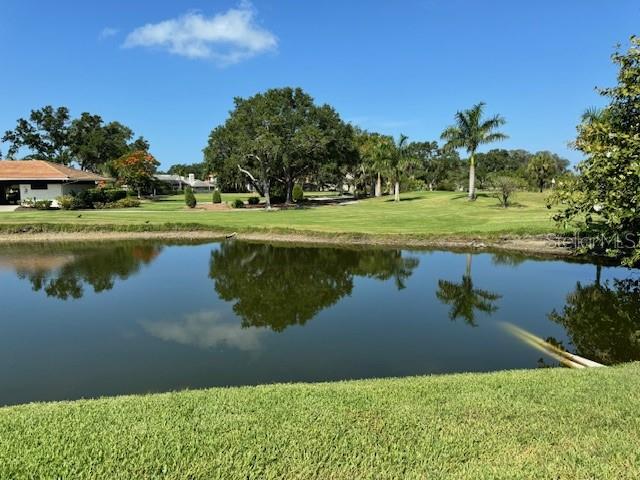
[0,160,109,206]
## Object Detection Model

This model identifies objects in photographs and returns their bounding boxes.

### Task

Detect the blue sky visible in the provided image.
[1,0,638,170]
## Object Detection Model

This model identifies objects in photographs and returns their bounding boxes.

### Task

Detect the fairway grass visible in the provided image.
[1,364,638,479]
[0,190,561,238]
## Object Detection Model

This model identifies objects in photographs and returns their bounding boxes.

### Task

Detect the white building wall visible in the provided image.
[19,183,64,203]
[19,182,94,206]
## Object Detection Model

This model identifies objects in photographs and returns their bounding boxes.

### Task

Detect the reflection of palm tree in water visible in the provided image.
[436,253,501,326]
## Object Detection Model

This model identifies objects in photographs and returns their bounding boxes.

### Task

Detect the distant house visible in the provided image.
[155,173,216,193]
[0,160,109,206]
[154,174,184,191]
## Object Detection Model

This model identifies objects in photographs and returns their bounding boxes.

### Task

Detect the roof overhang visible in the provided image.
[0,177,107,182]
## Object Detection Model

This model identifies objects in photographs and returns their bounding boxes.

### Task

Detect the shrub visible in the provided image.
[54,188,127,210]
[247,196,260,205]
[98,197,141,209]
[185,188,197,208]
[74,190,95,209]
[292,184,304,203]
[22,199,53,210]
[230,198,245,208]
[269,184,286,204]
[489,175,523,208]
[102,188,127,203]
[437,180,457,192]
[401,178,427,192]
[56,195,74,210]
[115,197,140,208]
[212,190,222,204]
[56,194,88,210]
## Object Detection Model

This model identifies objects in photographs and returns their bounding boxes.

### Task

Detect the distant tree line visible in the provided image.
[348,136,569,197]
[1,105,161,195]
[200,88,569,206]
[2,97,570,205]
[2,106,149,172]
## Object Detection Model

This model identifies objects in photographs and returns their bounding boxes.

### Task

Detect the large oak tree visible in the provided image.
[203,87,356,207]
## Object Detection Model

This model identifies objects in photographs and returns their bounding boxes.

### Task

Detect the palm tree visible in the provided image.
[436,254,501,326]
[355,131,390,197]
[581,106,607,124]
[576,107,610,147]
[441,102,507,200]
[387,134,417,202]
[526,151,560,192]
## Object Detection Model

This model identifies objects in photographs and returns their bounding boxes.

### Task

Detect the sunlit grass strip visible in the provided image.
[0,191,563,237]
[1,364,639,479]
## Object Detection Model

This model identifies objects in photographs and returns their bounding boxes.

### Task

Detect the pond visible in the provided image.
[1,240,638,406]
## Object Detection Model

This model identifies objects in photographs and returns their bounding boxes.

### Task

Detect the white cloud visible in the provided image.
[99,27,119,39]
[141,310,266,351]
[123,1,277,65]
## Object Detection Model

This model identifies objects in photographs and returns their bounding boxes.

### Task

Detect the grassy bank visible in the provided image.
[0,191,561,237]
[1,364,639,479]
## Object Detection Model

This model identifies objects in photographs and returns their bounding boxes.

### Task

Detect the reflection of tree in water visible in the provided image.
[436,253,501,326]
[16,243,162,299]
[549,266,640,364]
[490,251,527,267]
[351,249,419,289]
[209,242,419,332]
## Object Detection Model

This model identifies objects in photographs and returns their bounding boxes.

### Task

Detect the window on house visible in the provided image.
[30,182,49,190]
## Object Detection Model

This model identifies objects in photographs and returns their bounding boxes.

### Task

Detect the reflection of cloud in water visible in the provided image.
[0,254,76,272]
[141,310,265,351]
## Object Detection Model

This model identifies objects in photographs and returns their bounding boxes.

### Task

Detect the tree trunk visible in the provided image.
[468,154,476,201]
[394,181,400,202]
[285,180,293,204]
[263,179,271,210]
[375,172,382,197]
[465,253,472,279]
[137,187,141,199]
[539,179,544,193]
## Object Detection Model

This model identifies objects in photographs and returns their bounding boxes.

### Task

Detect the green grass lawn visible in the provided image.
[0,190,560,237]
[1,364,638,479]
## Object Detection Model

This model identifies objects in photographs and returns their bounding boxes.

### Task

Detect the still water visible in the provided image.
[1,240,638,405]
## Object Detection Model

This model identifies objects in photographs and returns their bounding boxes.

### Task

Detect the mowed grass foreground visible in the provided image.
[1,364,638,479]
[0,191,559,237]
